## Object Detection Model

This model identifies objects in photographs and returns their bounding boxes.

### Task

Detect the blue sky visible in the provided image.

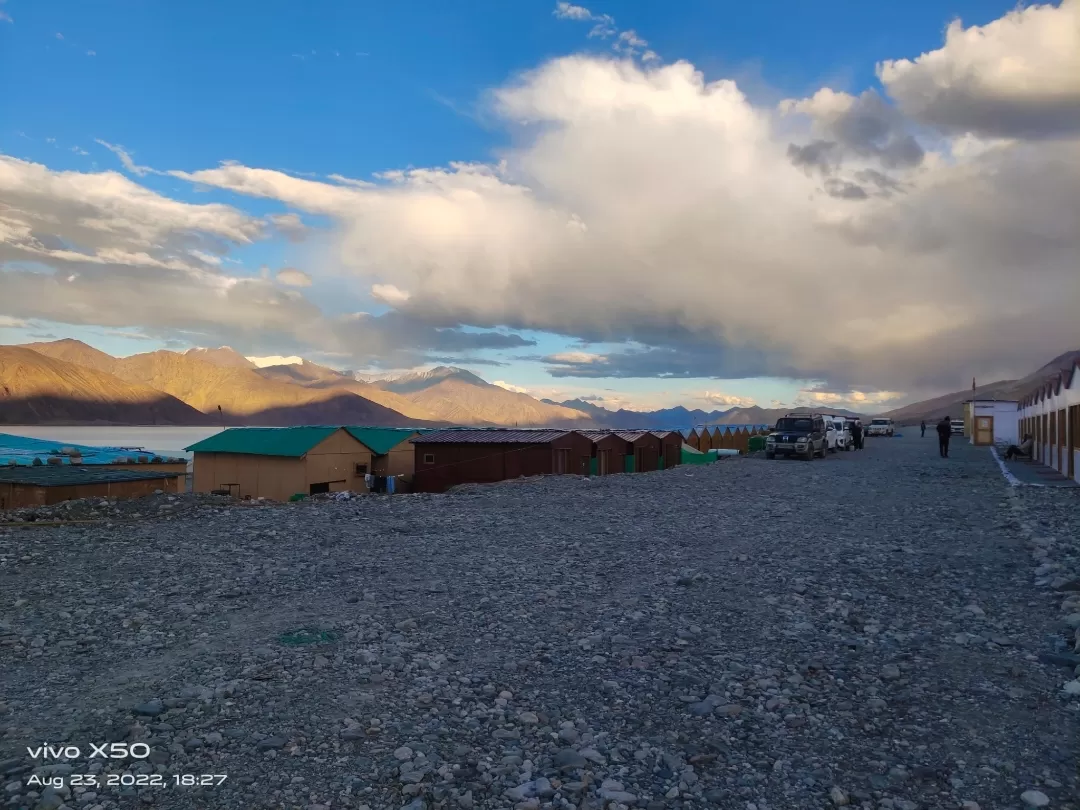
[0,0,1069,413]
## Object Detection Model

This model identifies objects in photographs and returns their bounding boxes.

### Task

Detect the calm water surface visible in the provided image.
[0,426,226,459]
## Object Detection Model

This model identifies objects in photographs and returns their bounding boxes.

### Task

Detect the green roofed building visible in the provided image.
[185,426,433,500]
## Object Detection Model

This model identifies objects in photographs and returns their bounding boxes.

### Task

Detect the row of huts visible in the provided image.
[183,424,772,498]
[1016,357,1080,484]
[0,424,772,508]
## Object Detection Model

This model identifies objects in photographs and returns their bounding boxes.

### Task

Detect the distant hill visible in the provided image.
[256,361,445,423]
[881,348,1080,424]
[366,366,593,427]
[184,346,256,369]
[0,346,210,425]
[553,399,862,429]
[20,338,121,375]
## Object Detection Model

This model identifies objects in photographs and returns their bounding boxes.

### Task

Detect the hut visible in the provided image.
[581,430,632,476]
[615,431,662,473]
[697,427,714,452]
[186,426,375,500]
[652,431,682,468]
[411,429,594,493]
[346,427,434,491]
[1017,358,1080,481]
[0,466,180,509]
[682,428,701,451]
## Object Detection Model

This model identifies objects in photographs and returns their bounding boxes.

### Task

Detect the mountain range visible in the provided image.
[2,338,1075,429]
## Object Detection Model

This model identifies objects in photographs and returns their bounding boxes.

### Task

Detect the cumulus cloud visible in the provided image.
[878,0,1080,138]
[5,2,1079,401]
[164,31,1080,395]
[0,155,533,369]
[275,267,312,287]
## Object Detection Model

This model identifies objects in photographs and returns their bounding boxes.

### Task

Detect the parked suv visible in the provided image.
[766,412,828,460]
[950,419,964,436]
[866,418,894,437]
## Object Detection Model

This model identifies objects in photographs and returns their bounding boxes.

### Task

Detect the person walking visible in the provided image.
[920,420,926,438]
[936,415,952,458]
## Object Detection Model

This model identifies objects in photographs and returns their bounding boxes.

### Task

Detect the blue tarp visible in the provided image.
[0,433,177,466]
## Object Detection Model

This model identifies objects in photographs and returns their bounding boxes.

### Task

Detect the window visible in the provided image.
[355,463,368,475]
[309,482,330,495]
[423,453,435,464]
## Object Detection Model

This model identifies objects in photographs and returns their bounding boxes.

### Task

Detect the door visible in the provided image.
[1068,405,1077,480]
[598,449,610,476]
[635,448,645,472]
[974,416,994,446]
[554,448,569,474]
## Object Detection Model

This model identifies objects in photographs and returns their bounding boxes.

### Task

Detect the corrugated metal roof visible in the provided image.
[184,426,340,457]
[0,466,179,487]
[412,429,573,444]
[345,426,434,455]
[0,433,177,466]
[614,430,655,441]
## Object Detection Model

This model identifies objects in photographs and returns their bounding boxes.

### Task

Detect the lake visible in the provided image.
[0,426,226,460]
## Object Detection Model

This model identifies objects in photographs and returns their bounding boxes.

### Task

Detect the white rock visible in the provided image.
[1021,789,1050,807]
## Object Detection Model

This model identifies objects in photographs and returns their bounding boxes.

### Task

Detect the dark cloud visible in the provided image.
[824,178,869,200]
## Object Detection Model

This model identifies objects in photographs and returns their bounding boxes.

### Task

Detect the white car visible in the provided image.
[866,418,894,437]
[831,418,853,451]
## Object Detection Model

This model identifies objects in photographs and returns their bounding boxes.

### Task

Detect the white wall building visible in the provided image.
[1017,360,1080,484]
[963,400,1019,445]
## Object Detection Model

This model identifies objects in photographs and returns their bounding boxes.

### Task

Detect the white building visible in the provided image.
[962,400,1019,445]
[1017,359,1080,484]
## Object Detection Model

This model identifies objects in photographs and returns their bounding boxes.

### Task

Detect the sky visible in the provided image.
[1,0,1078,414]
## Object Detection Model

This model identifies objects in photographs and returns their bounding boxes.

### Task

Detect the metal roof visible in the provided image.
[0,466,180,487]
[411,429,573,444]
[614,430,657,441]
[345,426,434,455]
[0,432,177,466]
[185,426,341,457]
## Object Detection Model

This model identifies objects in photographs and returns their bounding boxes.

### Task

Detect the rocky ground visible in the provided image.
[1,434,1078,810]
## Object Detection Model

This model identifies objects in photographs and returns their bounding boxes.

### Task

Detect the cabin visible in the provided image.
[411,429,594,493]
[0,466,180,509]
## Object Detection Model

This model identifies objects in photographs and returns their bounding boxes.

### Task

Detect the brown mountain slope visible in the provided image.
[0,346,210,425]
[373,367,594,427]
[20,338,120,375]
[881,348,1080,424]
[108,350,420,425]
[255,362,445,423]
[184,346,256,369]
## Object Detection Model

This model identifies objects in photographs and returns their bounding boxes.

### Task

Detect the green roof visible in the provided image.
[185,426,340,457]
[344,426,434,455]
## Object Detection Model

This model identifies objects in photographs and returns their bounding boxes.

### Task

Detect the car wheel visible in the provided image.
[804,445,814,461]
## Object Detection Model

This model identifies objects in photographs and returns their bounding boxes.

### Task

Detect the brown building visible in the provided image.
[651,430,682,468]
[698,427,715,452]
[683,428,702,451]
[412,429,593,493]
[346,427,434,490]
[581,430,632,475]
[186,426,374,500]
[0,466,180,509]
[615,431,662,473]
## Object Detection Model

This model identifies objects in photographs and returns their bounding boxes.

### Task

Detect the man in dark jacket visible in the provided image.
[850,419,863,450]
[936,416,952,457]
[920,420,926,438]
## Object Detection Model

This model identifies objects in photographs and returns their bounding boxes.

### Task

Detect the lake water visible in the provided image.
[0,426,225,459]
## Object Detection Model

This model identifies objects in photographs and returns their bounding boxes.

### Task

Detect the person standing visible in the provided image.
[850,419,863,451]
[920,420,926,438]
[936,415,952,458]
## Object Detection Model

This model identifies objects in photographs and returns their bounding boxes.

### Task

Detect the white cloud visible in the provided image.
[0,10,12,23]
[247,355,304,367]
[492,380,530,393]
[878,0,1080,138]
[276,267,312,287]
[0,315,29,328]
[548,351,603,364]
[70,147,88,156]
[94,139,154,176]
[700,391,756,408]
[55,32,63,40]
[87,50,96,56]
[370,283,411,306]
[553,2,593,21]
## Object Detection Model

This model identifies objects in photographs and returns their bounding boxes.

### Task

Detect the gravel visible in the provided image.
[1,434,1078,810]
